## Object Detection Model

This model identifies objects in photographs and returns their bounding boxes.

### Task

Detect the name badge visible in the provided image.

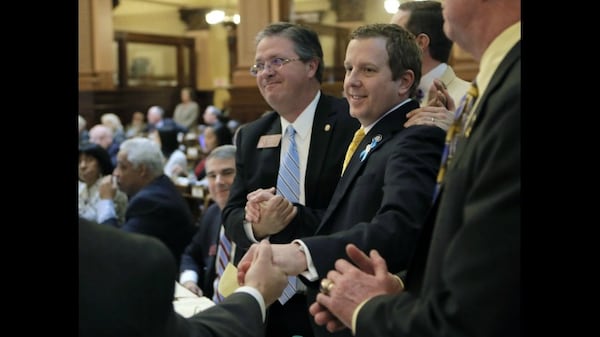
[257,134,282,148]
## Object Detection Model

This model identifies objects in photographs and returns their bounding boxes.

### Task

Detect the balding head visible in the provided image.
[147,106,165,124]
[89,124,114,149]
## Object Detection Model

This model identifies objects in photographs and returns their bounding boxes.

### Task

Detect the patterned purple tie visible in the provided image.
[433,81,479,201]
[212,226,231,303]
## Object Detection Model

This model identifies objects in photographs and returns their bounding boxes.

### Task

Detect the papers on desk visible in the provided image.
[173,282,215,318]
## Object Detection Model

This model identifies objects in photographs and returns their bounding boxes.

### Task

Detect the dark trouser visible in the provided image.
[265,294,315,337]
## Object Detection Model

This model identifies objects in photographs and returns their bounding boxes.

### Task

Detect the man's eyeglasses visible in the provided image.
[250,57,300,76]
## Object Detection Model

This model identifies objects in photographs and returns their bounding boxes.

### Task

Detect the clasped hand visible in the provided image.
[404,79,457,131]
[308,244,405,333]
[245,187,297,239]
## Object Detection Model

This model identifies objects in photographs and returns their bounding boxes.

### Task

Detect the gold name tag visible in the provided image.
[257,134,282,148]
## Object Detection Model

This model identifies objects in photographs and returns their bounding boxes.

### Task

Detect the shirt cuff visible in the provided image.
[391,274,405,290]
[292,240,318,281]
[352,298,370,335]
[179,270,199,284]
[234,286,266,322]
[243,220,269,243]
[96,199,116,224]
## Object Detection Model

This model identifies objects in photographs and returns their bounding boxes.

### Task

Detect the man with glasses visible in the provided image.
[221,22,359,337]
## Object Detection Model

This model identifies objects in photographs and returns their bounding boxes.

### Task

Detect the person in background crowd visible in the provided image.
[95,137,196,270]
[180,145,237,299]
[174,87,200,132]
[308,0,521,335]
[89,124,120,168]
[125,111,147,139]
[101,113,126,144]
[194,123,233,181]
[146,105,188,134]
[391,0,470,131]
[79,143,128,225]
[202,105,224,126]
[152,126,188,179]
[79,114,89,146]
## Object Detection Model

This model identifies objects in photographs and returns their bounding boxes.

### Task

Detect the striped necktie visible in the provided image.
[277,125,300,304]
[433,81,479,201]
[212,226,231,303]
[277,125,300,203]
[342,127,365,175]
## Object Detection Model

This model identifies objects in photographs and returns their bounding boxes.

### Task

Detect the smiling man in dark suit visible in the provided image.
[237,24,446,337]
[221,22,360,337]
[308,0,522,335]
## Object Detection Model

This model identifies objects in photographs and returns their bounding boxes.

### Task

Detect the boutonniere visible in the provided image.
[359,134,383,161]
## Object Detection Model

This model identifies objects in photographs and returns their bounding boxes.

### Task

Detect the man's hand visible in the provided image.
[98,175,118,200]
[245,187,297,239]
[237,242,308,285]
[182,281,203,296]
[238,240,288,306]
[405,79,457,131]
[309,244,404,332]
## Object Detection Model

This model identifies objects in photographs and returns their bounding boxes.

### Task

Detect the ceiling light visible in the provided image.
[205,10,225,25]
[384,0,400,14]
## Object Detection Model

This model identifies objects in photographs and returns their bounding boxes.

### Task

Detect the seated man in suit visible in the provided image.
[180,145,237,298]
[79,217,288,337]
[96,137,196,271]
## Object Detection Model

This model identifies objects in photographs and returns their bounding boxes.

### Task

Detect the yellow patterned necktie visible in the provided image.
[342,127,365,175]
[433,81,479,200]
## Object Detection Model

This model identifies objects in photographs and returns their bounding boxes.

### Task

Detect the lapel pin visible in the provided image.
[359,134,383,161]
[324,124,331,132]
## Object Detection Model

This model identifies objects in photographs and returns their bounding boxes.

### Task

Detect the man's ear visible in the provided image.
[396,69,415,97]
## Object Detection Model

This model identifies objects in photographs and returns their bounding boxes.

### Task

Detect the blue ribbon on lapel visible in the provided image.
[359,135,382,161]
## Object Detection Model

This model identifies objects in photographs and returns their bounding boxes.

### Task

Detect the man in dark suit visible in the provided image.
[97,137,196,271]
[237,24,445,337]
[308,1,521,335]
[221,23,360,337]
[146,105,188,134]
[79,217,288,337]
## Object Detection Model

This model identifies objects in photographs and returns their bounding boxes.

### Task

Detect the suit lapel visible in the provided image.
[257,113,282,182]
[305,95,339,198]
[317,100,418,229]
[449,42,520,169]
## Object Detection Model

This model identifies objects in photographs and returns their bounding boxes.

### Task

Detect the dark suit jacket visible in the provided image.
[302,99,445,337]
[222,93,360,262]
[180,203,222,298]
[221,93,359,337]
[356,42,521,337]
[102,174,195,271]
[79,217,267,337]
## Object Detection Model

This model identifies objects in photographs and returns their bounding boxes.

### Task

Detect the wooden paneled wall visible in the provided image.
[79,88,214,128]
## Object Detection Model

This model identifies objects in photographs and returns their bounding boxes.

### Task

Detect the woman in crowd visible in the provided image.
[78,143,128,224]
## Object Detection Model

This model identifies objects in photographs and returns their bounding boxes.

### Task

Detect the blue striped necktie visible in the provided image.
[433,81,479,201]
[277,125,300,304]
[212,226,231,303]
